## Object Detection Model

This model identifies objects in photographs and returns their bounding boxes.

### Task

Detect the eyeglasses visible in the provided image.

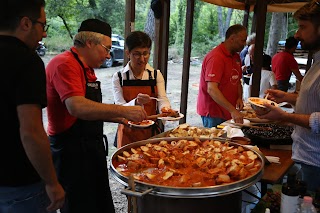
[100,43,111,53]
[31,20,49,32]
[132,51,150,59]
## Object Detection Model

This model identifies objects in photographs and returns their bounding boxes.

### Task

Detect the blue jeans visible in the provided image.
[300,163,320,192]
[0,182,54,213]
[201,116,226,128]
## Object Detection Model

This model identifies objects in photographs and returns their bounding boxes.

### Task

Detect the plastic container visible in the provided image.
[297,196,317,213]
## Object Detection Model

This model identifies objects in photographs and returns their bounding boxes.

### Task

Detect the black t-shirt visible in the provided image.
[0,35,47,186]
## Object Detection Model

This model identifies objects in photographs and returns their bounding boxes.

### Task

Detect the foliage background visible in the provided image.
[44,0,298,59]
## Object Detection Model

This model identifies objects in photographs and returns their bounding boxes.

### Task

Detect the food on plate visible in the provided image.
[248,97,278,115]
[113,138,262,187]
[129,120,154,126]
[231,119,250,125]
[167,123,225,138]
[240,110,257,119]
[160,107,180,117]
[241,106,271,123]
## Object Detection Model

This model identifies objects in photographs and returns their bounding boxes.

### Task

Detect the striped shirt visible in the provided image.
[292,50,320,167]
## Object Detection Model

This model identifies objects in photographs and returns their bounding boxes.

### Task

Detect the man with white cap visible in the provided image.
[46,18,147,213]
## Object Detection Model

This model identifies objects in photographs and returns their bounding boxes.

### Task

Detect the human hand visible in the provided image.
[231,110,244,124]
[258,102,287,121]
[242,66,247,73]
[125,105,147,122]
[45,182,65,212]
[264,89,287,103]
[236,98,244,111]
[136,93,151,105]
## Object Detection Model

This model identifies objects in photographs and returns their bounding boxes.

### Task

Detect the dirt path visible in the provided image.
[41,54,203,213]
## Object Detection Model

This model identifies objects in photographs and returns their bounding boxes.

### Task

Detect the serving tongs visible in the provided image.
[226,122,272,131]
[147,112,180,120]
[146,113,165,120]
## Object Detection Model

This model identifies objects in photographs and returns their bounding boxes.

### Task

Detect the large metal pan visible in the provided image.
[109,137,264,198]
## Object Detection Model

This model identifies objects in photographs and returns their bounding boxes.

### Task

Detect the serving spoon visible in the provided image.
[150,97,162,101]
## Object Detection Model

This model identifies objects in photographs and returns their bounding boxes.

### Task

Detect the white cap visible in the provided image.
[265,208,270,213]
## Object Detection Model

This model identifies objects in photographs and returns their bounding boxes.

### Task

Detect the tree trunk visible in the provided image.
[281,13,288,39]
[217,6,224,39]
[58,15,73,40]
[225,8,233,35]
[144,9,156,41]
[265,12,285,57]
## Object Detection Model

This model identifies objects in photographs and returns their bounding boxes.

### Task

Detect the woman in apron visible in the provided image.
[112,31,171,148]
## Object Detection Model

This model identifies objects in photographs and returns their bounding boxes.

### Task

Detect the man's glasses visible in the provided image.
[100,43,111,53]
[132,51,150,59]
[31,20,49,32]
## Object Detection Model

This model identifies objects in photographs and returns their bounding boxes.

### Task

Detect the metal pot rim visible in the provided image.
[110,137,264,198]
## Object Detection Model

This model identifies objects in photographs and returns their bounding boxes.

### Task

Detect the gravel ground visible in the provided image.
[41,54,203,213]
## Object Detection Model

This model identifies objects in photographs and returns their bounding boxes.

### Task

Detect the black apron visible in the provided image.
[49,49,115,213]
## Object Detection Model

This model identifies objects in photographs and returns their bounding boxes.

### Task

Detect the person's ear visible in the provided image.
[20,16,32,31]
[125,49,130,59]
[85,40,93,48]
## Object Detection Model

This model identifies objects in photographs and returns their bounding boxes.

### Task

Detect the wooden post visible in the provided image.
[242,1,250,30]
[251,0,268,97]
[153,0,170,88]
[179,0,195,124]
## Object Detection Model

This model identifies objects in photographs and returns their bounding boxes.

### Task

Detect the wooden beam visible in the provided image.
[179,0,195,124]
[251,0,268,97]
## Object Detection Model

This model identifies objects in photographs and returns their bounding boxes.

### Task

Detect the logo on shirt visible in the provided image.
[230,68,240,85]
[208,73,216,77]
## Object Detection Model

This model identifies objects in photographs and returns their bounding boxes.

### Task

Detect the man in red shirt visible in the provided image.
[46,19,147,213]
[272,36,304,92]
[197,24,247,127]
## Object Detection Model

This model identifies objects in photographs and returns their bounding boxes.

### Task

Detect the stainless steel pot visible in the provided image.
[110,137,264,198]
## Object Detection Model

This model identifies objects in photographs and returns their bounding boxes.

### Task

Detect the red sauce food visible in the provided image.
[161,107,179,117]
[130,120,153,126]
[113,138,262,187]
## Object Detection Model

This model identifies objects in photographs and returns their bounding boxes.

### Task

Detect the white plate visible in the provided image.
[231,119,250,125]
[157,113,184,121]
[128,120,155,128]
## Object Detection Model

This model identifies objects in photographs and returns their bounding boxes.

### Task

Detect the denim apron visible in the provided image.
[49,49,115,213]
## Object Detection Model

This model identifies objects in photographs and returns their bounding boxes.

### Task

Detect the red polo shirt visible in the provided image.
[197,43,242,120]
[272,51,299,81]
[46,47,97,135]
